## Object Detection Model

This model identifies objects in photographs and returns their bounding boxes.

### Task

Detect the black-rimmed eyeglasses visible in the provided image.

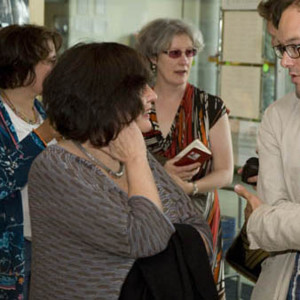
[273,43,300,59]
[162,48,198,59]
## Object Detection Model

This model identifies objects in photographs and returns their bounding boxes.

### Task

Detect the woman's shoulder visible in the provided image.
[189,83,223,104]
[34,144,90,169]
[189,84,225,113]
[30,145,107,194]
[31,144,62,169]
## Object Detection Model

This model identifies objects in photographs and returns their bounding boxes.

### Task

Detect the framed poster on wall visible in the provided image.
[222,11,263,64]
[220,65,261,119]
[222,0,260,10]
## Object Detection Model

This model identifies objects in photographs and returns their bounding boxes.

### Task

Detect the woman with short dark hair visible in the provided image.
[0,24,62,299]
[28,42,216,299]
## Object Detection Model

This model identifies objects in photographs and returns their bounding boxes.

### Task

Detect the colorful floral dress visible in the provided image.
[144,83,227,298]
[0,97,46,300]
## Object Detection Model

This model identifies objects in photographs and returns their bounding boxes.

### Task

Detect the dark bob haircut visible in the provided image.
[43,42,152,147]
[0,24,62,89]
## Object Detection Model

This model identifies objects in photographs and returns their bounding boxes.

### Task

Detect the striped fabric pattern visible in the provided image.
[28,145,212,300]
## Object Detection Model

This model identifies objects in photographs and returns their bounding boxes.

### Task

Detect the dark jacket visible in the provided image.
[119,223,218,300]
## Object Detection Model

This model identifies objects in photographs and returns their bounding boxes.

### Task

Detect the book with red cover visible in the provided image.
[174,139,212,166]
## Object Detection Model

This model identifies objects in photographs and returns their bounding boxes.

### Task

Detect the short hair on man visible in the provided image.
[0,24,62,89]
[257,0,295,28]
[43,42,152,147]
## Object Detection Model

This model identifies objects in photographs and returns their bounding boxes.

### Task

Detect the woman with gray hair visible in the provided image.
[136,18,233,299]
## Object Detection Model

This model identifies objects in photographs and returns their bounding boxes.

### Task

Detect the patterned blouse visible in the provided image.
[144,83,226,179]
[0,97,46,299]
[143,83,227,298]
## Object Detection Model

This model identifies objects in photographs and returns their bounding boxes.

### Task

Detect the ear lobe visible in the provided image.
[150,56,157,65]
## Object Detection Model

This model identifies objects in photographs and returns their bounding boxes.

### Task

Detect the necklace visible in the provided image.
[73,141,125,178]
[1,90,39,125]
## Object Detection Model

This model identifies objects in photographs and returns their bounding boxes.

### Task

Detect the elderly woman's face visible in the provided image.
[154,34,194,87]
[136,84,157,133]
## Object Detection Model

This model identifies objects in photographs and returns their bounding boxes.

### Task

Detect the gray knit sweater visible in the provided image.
[28,145,212,300]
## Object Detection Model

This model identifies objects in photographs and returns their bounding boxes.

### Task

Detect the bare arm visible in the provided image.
[195,113,233,192]
[166,114,233,195]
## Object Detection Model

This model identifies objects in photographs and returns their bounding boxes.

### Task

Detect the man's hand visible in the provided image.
[234,184,262,220]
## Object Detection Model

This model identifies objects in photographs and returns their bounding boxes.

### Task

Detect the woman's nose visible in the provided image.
[145,85,157,103]
[178,53,189,63]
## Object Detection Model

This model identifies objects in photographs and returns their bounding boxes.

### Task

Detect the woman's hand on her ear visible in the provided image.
[109,122,146,164]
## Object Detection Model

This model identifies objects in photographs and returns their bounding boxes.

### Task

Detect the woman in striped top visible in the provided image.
[28,42,214,299]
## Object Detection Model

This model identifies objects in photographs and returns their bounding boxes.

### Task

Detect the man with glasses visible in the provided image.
[235,1,300,299]
[274,44,300,61]
[238,0,293,187]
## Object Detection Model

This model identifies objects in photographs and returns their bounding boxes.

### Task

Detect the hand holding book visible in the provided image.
[174,139,212,167]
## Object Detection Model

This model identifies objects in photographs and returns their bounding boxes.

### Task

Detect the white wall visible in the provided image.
[68,0,183,46]
[68,0,204,85]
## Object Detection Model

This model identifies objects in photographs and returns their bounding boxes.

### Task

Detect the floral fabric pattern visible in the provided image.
[0,97,46,300]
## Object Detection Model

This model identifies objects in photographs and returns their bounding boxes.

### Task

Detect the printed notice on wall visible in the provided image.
[222,0,260,10]
[223,11,263,64]
[220,65,261,119]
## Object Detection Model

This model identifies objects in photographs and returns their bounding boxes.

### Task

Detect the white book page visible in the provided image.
[176,139,210,158]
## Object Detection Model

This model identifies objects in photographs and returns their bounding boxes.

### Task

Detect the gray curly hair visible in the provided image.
[136,18,204,60]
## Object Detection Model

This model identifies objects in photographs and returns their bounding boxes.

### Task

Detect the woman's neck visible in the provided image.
[2,87,36,112]
[154,81,187,104]
[152,82,187,138]
[59,139,128,191]
[59,139,121,173]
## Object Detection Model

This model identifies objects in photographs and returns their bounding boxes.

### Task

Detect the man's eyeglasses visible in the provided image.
[162,48,198,59]
[273,43,300,59]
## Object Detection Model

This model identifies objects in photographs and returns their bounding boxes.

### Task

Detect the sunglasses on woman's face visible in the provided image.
[162,48,198,59]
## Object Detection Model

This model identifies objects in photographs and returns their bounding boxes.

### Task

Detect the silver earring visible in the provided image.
[151,63,157,73]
